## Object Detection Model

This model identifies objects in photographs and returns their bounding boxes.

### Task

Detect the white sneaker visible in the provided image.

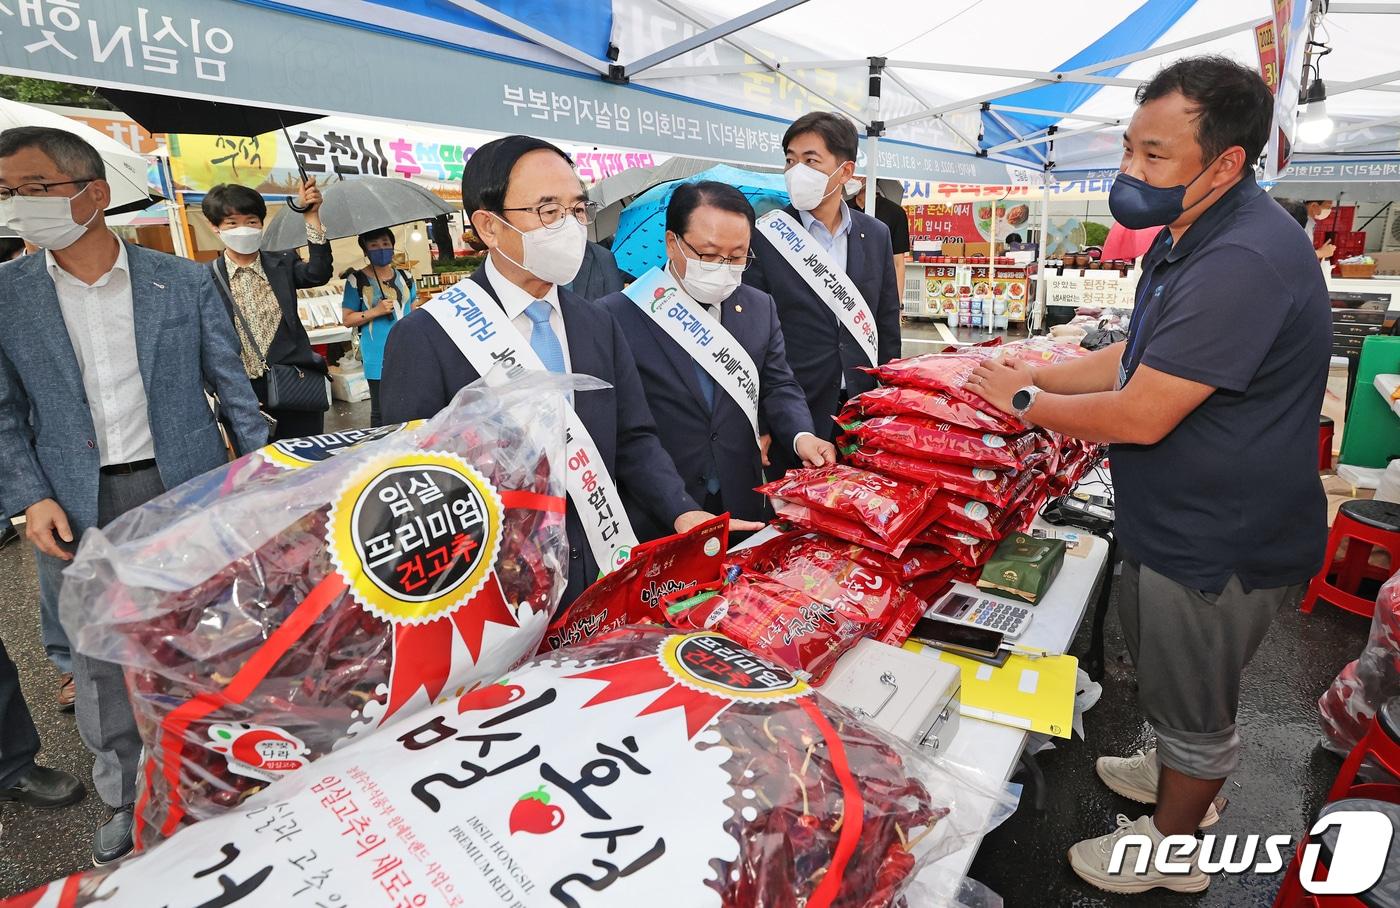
[1068,814,1211,895]
[1096,749,1221,828]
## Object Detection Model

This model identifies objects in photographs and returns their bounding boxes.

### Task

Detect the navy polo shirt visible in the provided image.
[1112,172,1332,593]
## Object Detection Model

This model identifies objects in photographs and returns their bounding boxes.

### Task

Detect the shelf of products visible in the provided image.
[903,257,1031,325]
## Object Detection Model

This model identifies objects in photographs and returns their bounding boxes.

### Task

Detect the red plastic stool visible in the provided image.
[1301,501,1400,618]
[1273,798,1400,907]
[1321,417,1336,471]
[1328,699,1400,803]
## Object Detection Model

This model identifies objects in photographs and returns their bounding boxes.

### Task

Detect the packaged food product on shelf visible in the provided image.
[57,376,584,848]
[3,627,1017,908]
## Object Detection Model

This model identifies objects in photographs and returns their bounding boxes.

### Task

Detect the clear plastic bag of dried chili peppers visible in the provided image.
[58,374,594,850]
[3,626,1017,908]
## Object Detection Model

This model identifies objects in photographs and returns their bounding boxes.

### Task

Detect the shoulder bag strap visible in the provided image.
[210,260,271,374]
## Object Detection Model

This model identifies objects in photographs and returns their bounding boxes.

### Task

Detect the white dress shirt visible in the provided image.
[47,239,155,466]
[485,254,572,372]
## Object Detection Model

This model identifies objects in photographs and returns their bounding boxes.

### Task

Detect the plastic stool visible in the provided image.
[1301,500,1400,618]
[1273,798,1400,908]
[1321,416,1336,471]
[1328,699,1400,803]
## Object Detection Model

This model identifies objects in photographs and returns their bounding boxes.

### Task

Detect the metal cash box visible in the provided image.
[820,638,962,755]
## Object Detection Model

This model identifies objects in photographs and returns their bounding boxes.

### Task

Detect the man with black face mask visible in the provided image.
[968,57,1330,894]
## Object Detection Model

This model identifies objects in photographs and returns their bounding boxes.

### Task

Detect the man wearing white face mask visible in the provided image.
[599,182,835,539]
[203,180,332,440]
[381,136,759,607]
[745,112,902,475]
[0,126,267,865]
[1304,199,1337,262]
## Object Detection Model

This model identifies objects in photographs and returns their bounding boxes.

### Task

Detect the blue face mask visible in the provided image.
[367,247,394,268]
[1108,158,1219,229]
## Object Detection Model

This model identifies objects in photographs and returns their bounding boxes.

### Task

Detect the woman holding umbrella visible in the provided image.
[341,227,417,427]
[203,178,332,441]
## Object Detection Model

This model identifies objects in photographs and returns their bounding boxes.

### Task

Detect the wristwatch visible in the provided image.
[1011,385,1041,420]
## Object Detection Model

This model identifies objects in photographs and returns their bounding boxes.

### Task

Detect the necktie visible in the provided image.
[524,300,565,374]
[693,363,716,410]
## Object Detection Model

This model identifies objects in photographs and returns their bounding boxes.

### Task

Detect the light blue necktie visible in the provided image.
[524,300,565,374]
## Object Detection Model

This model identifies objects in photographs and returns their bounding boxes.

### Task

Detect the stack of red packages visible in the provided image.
[762,339,1099,577]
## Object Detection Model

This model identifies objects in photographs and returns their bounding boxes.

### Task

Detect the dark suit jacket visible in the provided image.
[212,242,332,374]
[565,241,626,301]
[744,204,902,464]
[379,267,700,606]
[0,242,267,531]
[600,283,812,539]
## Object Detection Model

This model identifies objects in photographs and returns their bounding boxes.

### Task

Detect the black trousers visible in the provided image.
[367,379,382,428]
[0,636,40,789]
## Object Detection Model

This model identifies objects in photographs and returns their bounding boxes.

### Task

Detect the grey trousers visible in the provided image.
[39,464,166,808]
[36,554,71,673]
[1119,560,1301,780]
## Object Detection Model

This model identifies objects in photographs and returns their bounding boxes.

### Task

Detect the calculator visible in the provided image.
[925,591,1032,639]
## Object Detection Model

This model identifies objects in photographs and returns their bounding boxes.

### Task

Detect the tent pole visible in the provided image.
[864,57,883,218]
[1034,179,1051,334]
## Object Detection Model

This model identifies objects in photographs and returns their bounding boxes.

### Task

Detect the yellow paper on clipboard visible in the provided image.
[903,642,1078,738]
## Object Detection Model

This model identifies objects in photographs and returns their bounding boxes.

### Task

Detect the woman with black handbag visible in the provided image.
[204,180,333,441]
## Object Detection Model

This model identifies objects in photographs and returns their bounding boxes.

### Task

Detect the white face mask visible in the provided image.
[493,213,587,287]
[785,162,843,212]
[674,257,743,307]
[0,183,98,250]
[1315,208,1333,222]
[843,178,863,199]
[219,225,264,255]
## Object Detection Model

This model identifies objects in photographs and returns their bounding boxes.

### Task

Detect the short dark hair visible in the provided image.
[1276,198,1310,228]
[666,181,756,235]
[202,183,266,224]
[0,126,105,181]
[461,135,573,216]
[1135,55,1274,166]
[358,226,395,251]
[1006,232,1023,244]
[0,237,24,261]
[783,112,859,163]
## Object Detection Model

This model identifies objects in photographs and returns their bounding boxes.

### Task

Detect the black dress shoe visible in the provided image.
[92,804,135,866]
[0,764,85,808]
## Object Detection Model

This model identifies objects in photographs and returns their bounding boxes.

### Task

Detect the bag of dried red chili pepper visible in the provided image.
[840,385,1020,434]
[840,448,1037,507]
[756,465,944,553]
[726,530,941,646]
[838,416,1040,471]
[57,375,588,850]
[2,626,1016,908]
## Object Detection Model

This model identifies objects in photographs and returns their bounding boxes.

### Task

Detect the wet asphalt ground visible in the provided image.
[0,324,1374,904]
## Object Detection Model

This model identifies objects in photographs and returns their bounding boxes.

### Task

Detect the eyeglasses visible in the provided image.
[499,200,600,229]
[0,179,93,202]
[677,234,755,271]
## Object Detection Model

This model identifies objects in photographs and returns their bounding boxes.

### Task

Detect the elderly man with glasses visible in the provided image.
[598,181,834,541]
[381,137,758,609]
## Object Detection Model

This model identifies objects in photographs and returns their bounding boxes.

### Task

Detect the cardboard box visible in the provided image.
[329,367,370,403]
[940,242,965,258]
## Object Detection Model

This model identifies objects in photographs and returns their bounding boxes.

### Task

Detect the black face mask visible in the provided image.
[1108,156,1221,229]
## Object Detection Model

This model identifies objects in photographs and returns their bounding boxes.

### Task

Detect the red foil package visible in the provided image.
[541,515,730,651]
[669,576,875,683]
[757,464,944,552]
[841,385,1019,434]
[772,500,924,558]
[841,448,1033,506]
[935,472,1045,541]
[5,627,1013,908]
[1320,572,1400,755]
[57,379,578,849]
[838,416,1040,471]
[728,531,939,646]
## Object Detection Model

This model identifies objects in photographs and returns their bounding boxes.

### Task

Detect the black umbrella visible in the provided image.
[97,88,323,210]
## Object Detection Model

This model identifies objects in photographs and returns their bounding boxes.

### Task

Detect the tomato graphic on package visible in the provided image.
[510,784,565,835]
[207,723,309,783]
[457,680,526,713]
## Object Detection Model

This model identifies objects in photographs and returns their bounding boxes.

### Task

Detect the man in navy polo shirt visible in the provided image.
[970,56,1330,895]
